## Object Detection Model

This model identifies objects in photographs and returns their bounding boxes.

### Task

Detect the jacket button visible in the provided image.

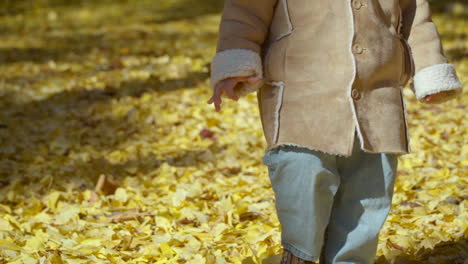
[351,88,361,100]
[352,44,364,54]
[352,0,363,9]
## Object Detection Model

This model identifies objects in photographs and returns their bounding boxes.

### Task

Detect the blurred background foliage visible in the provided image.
[0,0,224,17]
[0,0,466,19]
[0,0,465,14]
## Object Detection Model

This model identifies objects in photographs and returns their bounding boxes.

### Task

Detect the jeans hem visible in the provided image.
[282,240,319,262]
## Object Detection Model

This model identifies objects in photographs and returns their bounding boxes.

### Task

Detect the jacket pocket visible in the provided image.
[257,81,285,146]
[263,36,289,82]
[268,0,293,41]
[397,7,415,86]
[397,35,414,87]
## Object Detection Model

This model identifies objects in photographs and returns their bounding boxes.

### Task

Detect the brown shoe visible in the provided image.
[280,248,318,264]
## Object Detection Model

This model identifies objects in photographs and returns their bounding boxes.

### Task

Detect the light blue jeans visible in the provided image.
[262,129,399,263]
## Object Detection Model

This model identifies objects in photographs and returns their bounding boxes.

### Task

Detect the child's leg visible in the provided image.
[263,145,341,262]
[318,132,399,264]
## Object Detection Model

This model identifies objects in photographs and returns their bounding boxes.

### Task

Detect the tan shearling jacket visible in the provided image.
[210,0,464,157]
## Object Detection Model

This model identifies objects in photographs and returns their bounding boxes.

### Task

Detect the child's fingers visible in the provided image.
[223,80,239,101]
[246,76,262,83]
[209,95,222,111]
[214,96,222,111]
[207,85,223,111]
[210,76,260,104]
[424,94,433,101]
[233,76,261,84]
[207,90,219,104]
[213,86,223,111]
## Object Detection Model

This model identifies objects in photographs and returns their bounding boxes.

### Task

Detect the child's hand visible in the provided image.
[423,90,459,104]
[207,76,262,112]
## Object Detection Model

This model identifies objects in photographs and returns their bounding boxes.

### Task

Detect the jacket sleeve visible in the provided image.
[210,0,277,97]
[400,0,463,103]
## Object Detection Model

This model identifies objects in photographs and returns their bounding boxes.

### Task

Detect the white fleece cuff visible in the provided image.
[210,49,264,97]
[412,63,463,102]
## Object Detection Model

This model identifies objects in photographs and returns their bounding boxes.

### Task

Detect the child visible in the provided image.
[207,0,463,263]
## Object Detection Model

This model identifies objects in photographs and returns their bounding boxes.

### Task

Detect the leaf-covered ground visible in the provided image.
[0,0,466,263]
